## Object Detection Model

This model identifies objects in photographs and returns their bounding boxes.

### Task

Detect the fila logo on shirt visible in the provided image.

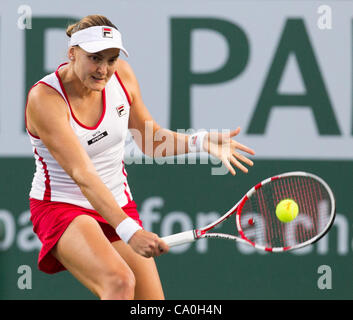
[116,105,127,117]
[102,27,113,38]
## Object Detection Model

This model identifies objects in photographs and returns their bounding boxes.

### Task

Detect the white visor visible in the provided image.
[69,26,129,57]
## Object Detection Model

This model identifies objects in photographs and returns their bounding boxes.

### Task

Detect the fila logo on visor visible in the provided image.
[117,105,126,117]
[102,27,113,38]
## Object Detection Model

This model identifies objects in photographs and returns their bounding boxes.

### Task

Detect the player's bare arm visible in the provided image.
[118,59,255,174]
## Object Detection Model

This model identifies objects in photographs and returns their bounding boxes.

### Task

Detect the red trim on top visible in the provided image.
[56,62,69,71]
[121,161,132,202]
[34,148,51,201]
[123,182,132,202]
[55,63,106,130]
[114,71,132,106]
[25,81,41,139]
[25,81,68,139]
[27,130,40,139]
[121,160,128,177]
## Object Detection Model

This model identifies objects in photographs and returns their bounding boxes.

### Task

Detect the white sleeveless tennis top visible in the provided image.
[27,63,133,210]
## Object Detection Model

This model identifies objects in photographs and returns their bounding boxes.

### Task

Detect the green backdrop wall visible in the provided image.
[1,0,352,300]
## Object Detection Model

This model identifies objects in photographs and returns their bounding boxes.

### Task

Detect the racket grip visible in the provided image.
[161,230,196,247]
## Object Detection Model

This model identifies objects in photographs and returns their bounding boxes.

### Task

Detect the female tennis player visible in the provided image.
[25,15,255,300]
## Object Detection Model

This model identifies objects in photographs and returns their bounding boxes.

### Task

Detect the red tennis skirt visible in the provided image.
[29,198,143,274]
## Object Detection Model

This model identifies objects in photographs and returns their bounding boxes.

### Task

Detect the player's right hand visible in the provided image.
[128,229,169,258]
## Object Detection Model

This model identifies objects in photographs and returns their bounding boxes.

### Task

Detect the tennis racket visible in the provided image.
[162,171,335,252]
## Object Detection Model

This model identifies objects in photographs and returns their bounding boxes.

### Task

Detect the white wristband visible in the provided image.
[115,217,142,244]
[188,131,208,153]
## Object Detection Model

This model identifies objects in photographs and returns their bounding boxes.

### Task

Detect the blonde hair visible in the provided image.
[66,15,118,37]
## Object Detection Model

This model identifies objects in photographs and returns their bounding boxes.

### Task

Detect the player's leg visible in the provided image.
[112,240,165,300]
[51,215,135,300]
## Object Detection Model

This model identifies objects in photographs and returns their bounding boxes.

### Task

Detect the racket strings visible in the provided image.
[239,176,332,249]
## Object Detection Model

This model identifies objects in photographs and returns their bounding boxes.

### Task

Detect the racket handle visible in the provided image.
[162,230,196,247]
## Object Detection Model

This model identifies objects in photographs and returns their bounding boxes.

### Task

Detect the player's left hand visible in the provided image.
[203,127,255,175]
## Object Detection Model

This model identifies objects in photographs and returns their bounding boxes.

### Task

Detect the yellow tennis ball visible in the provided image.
[275,199,299,223]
